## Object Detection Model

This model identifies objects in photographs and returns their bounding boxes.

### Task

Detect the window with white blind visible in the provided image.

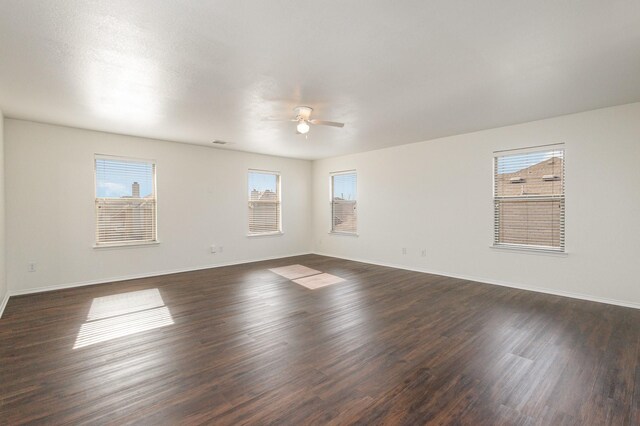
[248,170,281,235]
[95,156,157,246]
[331,171,357,234]
[494,146,565,251]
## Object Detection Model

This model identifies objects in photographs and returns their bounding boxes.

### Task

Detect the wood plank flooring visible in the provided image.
[1,254,639,425]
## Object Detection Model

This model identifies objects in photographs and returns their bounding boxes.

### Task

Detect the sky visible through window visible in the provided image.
[96,159,154,198]
[248,172,277,195]
[333,174,356,200]
[496,151,559,174]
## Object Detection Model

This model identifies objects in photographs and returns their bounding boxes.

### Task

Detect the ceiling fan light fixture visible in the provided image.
[296,120,310,134]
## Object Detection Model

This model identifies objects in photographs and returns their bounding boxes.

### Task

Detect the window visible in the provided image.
[494,146,565,251]
[248,170,281,235]
[331,171,357,234]
[95,156,157,246]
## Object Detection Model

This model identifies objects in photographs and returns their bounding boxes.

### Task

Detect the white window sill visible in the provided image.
[328,231,359,237]
[247,231,284,238]
[94,241,160,250]
[491,244,567,257]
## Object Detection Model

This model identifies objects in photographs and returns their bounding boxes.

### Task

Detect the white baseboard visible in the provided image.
[312,251,640,310]
[9,252,312,297]
[0,292,9,319]
[6,251,639,311]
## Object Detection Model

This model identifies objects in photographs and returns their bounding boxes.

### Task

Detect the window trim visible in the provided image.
[492,145,565,253]
[247,169,282,237]
[329,170,358,235]
[94,154,158,248]
[490,243,568,256]
[93,240,161,249]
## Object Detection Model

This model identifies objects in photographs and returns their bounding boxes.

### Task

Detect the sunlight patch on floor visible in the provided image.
[87,288,165,320]
[74,288,174,349]
[293,273,346,289]
[269,264,347,290]
[269,264,321,280]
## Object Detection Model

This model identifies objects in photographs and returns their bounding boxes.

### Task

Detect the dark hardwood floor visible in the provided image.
[1,254,639,425]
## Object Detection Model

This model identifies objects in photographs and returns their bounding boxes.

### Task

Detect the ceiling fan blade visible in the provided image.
[309,119,344,128]
[261,117,297,122]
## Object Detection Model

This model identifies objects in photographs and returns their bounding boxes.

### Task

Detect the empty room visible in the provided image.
[1,1,639,424]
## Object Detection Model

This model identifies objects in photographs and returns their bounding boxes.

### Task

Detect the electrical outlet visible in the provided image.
[402,248,407,255]
[421,249,427,257]
[28,262,37,272]
[219,246,224,253]
[210,245,217,253]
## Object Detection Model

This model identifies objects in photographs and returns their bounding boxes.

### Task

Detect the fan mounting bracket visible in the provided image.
[293,106,313,121]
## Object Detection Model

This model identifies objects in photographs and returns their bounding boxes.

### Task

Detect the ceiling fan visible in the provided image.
[269,106,345,135]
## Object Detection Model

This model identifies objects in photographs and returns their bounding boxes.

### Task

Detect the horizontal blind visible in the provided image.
[494,148,564,250]
[248,171,281,234]
[95,157,157,245]
[331,172,357,233]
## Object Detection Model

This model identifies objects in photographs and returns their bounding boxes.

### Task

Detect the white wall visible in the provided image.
[0,110,7,314]
[5,119,312,294]
[5,103,640,308]
[312,102,640,307]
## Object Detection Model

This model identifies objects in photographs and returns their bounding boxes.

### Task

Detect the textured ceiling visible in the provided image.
[1,0,639,159]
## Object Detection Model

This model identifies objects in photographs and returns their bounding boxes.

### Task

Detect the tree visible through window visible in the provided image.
[331,171,357,234]
[95,156,157,246]
[248,170,281,235]
[494,147,565,251]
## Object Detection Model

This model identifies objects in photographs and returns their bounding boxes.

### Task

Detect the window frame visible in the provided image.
[329,170,358,236]
[247,169,282,237]
[492,145,565,253]
[94,154,158,248]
